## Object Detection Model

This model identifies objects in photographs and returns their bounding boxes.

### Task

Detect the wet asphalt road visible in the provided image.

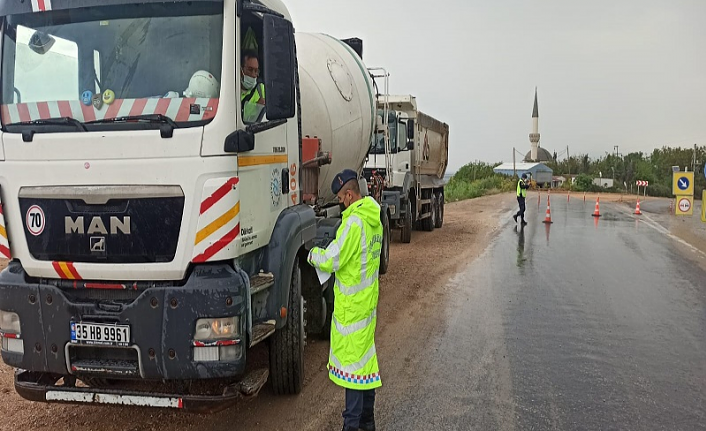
[382,197,706,430]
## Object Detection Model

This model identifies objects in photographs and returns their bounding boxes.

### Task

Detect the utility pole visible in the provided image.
[513,147,516,177]
[693,144,697,173]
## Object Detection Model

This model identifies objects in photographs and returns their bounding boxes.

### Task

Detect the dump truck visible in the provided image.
[0,0,390,411]
[364,95,449,243]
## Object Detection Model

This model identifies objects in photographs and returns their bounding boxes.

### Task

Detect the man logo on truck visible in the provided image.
[65,216,131,235]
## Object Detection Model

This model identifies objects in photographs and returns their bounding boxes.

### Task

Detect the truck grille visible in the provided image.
[19,196,184,264]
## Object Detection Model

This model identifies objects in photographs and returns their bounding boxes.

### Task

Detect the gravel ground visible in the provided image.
[0,193,512,431]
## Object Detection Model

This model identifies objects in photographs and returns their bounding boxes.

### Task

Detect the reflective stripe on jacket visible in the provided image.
[307,196,383,390]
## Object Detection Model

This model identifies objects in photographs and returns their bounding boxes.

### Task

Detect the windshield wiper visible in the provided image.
[4,117,88,142]
[86,114,178,138]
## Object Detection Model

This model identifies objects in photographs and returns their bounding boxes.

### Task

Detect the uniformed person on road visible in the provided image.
[514,173,529,225]
[307,169,383,431]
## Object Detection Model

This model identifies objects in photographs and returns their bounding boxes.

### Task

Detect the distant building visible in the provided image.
[493,162,553,187]
[593,178,614,188]
[524,147,553,163]
[552,176,567,188]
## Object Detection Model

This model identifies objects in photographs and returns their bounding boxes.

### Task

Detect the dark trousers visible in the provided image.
[516,196,526,220]
[343,388,376,428]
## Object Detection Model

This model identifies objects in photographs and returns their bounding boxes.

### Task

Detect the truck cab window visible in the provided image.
[240,19,266,124]
[398,120,408,151]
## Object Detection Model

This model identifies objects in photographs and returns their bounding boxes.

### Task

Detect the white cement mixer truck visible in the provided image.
[364,95,450,243]
[0,0,389,411]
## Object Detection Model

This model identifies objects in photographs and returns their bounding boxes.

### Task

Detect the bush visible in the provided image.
[445,175,515,202]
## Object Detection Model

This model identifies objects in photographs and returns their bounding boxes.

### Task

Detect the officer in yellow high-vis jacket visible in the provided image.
[514,173,529,225]
[307,169,383,431]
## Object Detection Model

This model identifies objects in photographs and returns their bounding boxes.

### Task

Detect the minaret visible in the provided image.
[529,87,540,161]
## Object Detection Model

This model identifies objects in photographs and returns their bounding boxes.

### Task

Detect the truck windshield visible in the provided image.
[1,2,223,129]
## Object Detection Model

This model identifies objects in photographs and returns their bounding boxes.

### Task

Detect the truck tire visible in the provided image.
[401,201,412,243]
[379,209,390,274]
[434,190,444,228]
[269,258,304,395]
[422,194,436,232]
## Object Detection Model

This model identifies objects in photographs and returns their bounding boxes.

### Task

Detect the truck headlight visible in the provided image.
[194,317,238,341]
[0,310,20,334]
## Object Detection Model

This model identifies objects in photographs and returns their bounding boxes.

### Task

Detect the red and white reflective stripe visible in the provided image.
[31,0,52,12]
[0,198,10,259]
[45,391,183,409]
[636,180,649,186]
[193,339,239,347]
[1,98,218,124]
[192,177,240,263]
[52,262,82,280]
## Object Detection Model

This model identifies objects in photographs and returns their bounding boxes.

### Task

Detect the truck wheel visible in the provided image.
[379,210,390,274]
[401,201,412,243]
[423,194,436,232]
[269,258,304,395]
[434,191,444,228]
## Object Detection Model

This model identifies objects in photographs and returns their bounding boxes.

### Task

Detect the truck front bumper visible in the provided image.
[0,261,249,381]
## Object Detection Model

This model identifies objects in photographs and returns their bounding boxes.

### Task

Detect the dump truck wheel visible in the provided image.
[269,258,304,395]
[423,194,436,232]
[434,191,444,228]
[401,201,412,243]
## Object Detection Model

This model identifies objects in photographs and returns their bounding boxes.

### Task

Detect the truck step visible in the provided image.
[250,321,276,347]
[419,198,432,205]
[250,273,275,295]
[418,212,432,220]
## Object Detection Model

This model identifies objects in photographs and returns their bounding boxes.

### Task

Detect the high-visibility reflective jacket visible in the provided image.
[307,196,383,390]
[241,84,265,123]
[517,179,528,198]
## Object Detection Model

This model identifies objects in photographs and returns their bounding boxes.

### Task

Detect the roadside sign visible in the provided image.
[676,196,693,216]
[702,191,706,222]
[672,171,694,196]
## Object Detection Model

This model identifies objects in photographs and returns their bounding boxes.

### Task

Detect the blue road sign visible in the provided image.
[678,176,690,191]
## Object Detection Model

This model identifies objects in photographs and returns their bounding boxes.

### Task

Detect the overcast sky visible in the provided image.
[288,0,706,172]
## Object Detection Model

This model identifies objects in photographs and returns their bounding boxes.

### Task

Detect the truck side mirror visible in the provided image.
[224,129,255,153]
[407,119,415,139]
[407,139,414,150]
[262,15,296,120]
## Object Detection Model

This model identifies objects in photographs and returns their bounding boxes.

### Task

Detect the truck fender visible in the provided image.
[263,205,316,329]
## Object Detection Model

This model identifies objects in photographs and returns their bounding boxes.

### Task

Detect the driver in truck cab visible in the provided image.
[240,49,266,123]
[307,169,383,431]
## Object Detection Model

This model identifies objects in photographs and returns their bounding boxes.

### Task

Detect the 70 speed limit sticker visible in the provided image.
[26,205,46,236]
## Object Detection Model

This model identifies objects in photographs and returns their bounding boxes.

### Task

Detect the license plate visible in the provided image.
[71,322,131,347]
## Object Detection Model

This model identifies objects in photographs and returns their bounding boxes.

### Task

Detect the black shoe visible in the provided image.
[513,215,518,223]
[341,426,358,431]
[359,422,375,431]
[521,220,528,226]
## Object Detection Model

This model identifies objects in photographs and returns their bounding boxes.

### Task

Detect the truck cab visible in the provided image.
[0,0,319,410]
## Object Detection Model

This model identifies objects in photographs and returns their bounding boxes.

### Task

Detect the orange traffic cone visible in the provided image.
[634,199,642,215]
[543,196,553,224]
[592,197,601,217]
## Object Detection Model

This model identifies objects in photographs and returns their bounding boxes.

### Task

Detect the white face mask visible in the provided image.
[242,74,257,91]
